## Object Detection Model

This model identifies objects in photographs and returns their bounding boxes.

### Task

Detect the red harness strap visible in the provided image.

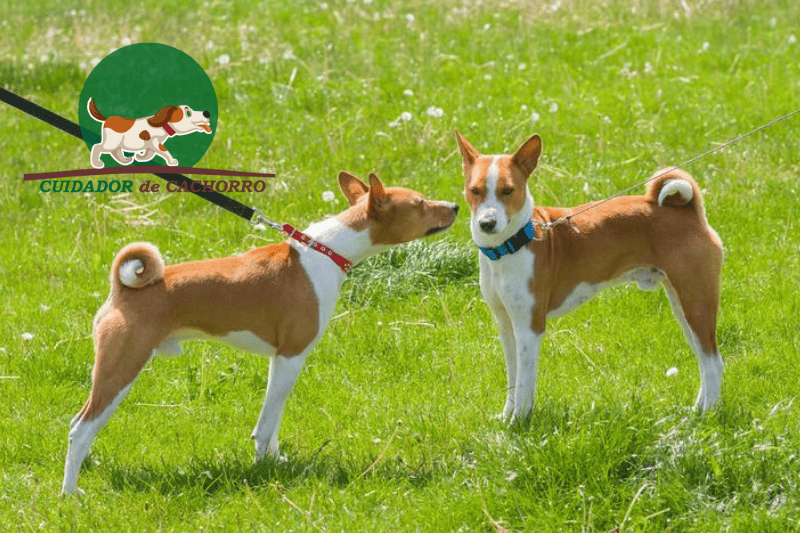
[163,124,176,136]
[282,223,353,274]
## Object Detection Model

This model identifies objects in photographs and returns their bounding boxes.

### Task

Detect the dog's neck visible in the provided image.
[294,214,384,278]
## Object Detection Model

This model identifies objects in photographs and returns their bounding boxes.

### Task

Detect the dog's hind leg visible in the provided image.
[663,271,723,412]
[63,382,135,494]
[251,350,309,461]
[62,318,157,494]
[111,148,134,165]
[90,144,105,169]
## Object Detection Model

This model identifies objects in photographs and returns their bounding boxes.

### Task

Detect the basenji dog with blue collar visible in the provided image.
[62,172,458,494]
[456,132,724,424]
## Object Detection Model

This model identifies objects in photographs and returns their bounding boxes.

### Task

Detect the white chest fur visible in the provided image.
[290,241,345,347]
[479,247,537,314]
[296,217,368,342]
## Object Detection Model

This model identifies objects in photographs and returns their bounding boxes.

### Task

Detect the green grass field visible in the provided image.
[2,0,799,530]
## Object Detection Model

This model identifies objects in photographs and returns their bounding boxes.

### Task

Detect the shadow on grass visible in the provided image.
[95,399,749,496]
[100,443,436,495]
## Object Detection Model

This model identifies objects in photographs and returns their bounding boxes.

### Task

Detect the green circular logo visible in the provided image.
[78,43,217,169]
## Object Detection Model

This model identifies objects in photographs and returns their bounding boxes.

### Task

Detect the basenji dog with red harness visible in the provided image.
[456,132,723,424]
[62,172,458,494]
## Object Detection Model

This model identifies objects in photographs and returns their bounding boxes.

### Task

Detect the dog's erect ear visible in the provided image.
[148,105,180,128]
[455,130,479,168]
[512,134,542,178]
[338,171,369,206]
[367,173,387,219]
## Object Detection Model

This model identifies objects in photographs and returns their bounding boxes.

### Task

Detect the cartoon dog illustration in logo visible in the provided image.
[87,98,212,168]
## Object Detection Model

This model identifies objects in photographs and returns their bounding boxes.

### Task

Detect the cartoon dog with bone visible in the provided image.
[87,98,212,168]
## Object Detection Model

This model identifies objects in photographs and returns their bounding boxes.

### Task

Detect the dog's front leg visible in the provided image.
[493,272,541,425]
[135,149,156,162]
[485,295,517,420]
[251,351,309,461]
[481,266,518,420]
[510,326,543,425]
[150,141,179,166]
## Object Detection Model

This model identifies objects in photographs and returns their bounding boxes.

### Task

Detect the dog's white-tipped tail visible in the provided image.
[657,179,694,207]
[111,242,164,289]
[87,97,106,122]
[646,168,705,217]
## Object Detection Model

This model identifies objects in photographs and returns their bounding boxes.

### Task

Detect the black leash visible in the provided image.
[1,87,257,222]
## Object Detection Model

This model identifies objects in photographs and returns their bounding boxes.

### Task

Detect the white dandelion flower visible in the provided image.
[426,106,444,118]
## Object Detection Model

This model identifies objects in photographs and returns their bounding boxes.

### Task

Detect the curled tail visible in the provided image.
[87,98,106,122]
[646,168,706,219]
[111,242,164,290]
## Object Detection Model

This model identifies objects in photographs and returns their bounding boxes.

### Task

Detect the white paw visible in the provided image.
[509,408,533,426]
[60,486,85,497]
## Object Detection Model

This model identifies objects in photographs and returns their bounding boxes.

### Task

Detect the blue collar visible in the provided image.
[478,220,538,260]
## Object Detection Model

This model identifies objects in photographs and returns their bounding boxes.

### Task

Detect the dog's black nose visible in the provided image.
[480,220,496,232]
[203,111,210,118]
[453,204,460,214]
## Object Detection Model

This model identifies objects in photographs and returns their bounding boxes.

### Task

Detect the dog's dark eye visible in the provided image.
[470,187,482,196]
[186,109,192,117]
[501,187,514,196]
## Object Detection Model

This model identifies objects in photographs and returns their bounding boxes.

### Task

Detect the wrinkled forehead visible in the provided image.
[385,186,424,202]
[351,186,424,208]
[465,155,521,188]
